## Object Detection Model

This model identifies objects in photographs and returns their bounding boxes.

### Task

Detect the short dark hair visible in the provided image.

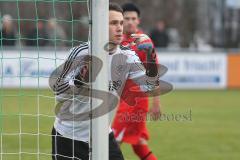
[109,3,123,14]
[122,3,140,17]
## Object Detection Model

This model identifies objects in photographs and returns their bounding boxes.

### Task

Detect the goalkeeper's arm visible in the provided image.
[131,34,158,77]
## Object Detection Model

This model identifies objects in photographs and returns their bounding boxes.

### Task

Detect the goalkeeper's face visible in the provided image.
[109,10,124,45]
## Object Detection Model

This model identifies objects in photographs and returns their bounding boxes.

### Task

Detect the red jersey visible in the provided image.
[112,30,157,144]
[120,30,148,109]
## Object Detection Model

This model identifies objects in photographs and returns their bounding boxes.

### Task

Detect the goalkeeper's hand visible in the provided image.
[131,33,158,77]
[74,64,89,87]
[131,33,154,51]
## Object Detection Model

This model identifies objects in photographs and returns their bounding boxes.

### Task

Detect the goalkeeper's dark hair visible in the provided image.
[122,3,140,17]
[109,3,123,14]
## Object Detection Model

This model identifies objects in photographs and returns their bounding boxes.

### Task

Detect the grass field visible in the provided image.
[0,89,240,160]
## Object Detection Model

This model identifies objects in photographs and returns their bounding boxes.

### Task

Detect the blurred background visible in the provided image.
[0,0,240,160]
[1,0,240,49]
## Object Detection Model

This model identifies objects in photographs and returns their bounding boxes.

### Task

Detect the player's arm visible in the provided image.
[131,34,162,119]
[131,33,158,77]
[149,96,162,120]
[127,51,160,93]
[52,44,90,101]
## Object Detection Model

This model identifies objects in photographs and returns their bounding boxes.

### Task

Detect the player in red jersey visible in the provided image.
[112,3,161,160]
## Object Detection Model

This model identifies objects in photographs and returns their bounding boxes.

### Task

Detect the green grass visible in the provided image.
[0,89,240,160]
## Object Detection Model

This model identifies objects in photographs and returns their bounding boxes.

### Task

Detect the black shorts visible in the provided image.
[52,127,124,160]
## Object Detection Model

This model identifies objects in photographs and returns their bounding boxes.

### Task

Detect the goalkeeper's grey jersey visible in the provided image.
[51,42,156,142]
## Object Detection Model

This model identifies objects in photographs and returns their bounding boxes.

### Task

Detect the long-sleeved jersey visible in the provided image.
[49,42,159,142]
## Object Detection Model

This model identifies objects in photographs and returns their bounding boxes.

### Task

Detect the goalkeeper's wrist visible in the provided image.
[146,49,158,77]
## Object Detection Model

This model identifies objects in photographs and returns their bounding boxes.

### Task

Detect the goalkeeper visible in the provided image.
[112,3,161,160]
[50,3,160,160]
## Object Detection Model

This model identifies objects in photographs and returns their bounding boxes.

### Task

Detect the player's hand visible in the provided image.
[131,33,153,51]
[74,64,89,86]
[132,33,158,78]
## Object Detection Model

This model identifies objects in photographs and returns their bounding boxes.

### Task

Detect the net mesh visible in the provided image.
[0,0,89,159]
